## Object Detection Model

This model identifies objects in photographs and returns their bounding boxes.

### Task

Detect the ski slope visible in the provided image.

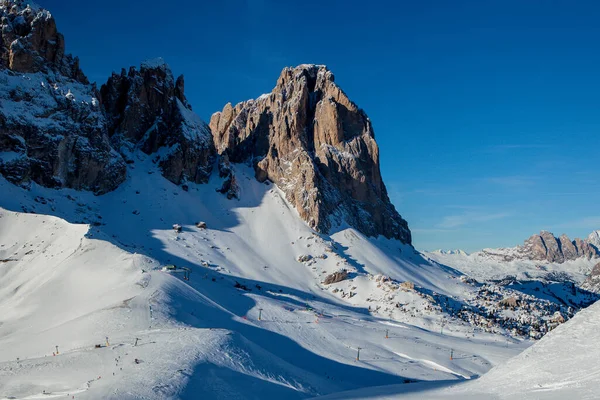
[0,153,538,399]
[316,298,600,400]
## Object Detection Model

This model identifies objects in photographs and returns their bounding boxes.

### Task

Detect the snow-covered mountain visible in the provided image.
[0,2,598,399]
[0,1,409,245]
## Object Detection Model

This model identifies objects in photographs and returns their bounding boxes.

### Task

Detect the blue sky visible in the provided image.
[40,0,600,251]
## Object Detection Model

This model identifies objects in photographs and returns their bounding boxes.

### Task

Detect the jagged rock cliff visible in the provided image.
[0,0,125,194]
[100,58,214,185]
[210,65,411,243]
[480,231,599,263]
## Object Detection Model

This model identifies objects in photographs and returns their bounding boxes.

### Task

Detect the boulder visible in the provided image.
[323,270,349,285]
[297,254,313,263]
[499,297,519,309]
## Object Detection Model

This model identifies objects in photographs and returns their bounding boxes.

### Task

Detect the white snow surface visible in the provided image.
[317,298,600,400]
[0,154,572,399]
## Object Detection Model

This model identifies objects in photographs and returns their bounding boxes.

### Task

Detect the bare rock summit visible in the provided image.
[210,64,411,243]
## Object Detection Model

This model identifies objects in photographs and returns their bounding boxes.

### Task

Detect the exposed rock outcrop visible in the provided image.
[0,1,126,194]
[215,153,239,199]
[0,0,85,81]
[582,263,600,294]
[323,270,349,285]
[100,59,214,185]
[210,65,411,243]
[0,2,216,194]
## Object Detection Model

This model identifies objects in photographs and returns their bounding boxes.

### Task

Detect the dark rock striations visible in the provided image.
[0,3,214,193]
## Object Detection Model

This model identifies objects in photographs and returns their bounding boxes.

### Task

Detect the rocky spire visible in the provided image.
[100,58,215,185]
[210,64,411,243]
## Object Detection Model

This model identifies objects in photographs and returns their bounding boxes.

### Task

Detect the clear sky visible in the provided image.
[39,0,600,252]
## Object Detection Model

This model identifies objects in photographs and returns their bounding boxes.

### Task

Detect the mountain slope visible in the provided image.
[317,293,600,400]
[0,159,529,399]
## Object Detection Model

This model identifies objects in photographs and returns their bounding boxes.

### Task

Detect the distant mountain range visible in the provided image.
[430,230,600,264]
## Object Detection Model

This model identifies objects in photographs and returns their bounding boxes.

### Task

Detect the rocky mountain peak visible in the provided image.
[0,3,125,195]
[100,59,214,184]
[589,230,600,249]
[0,0,86,82]
[210,64,411,243]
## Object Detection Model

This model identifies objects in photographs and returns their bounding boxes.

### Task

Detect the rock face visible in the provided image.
[481,231,600,263]
[0,3,215,194]
[100,59,214,185]
[215,153,239,199]
[582,263,600,294]
[589,231,600,249]
[0,0,85,81]
[210,65,411,243]
[323,270,349,285]
[0,1,125,194]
